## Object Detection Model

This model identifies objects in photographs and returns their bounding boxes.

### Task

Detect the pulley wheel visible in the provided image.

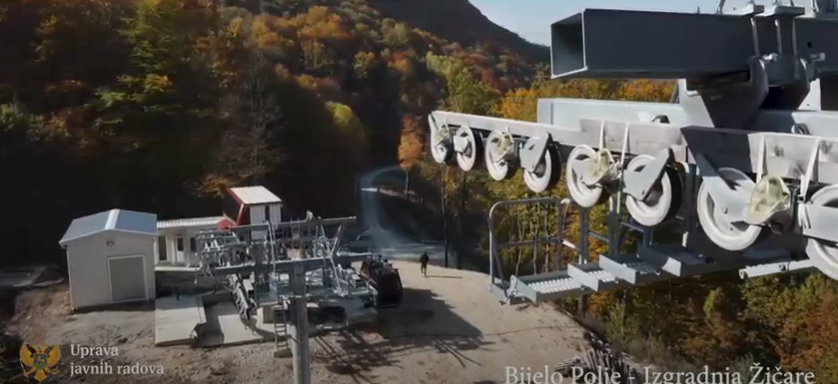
[485,131,517,181]
[454,126,483,172]
[625,155,683,227]
[566,145,609,208]
[523,144,560,193]
[696,167,764,251]
[430,123,453,164]
[805,185,838,280]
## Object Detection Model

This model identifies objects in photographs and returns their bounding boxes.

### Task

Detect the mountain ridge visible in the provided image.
[366,0,549,64]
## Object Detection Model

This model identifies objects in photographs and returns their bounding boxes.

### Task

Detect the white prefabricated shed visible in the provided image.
[155,216,223,266]
[228,186,283,239]
[59,209,157,310]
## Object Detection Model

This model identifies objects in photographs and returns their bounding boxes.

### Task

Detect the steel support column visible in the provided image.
[289,262,310,384]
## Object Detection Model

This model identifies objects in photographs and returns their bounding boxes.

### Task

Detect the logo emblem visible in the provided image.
[20,341,60,382]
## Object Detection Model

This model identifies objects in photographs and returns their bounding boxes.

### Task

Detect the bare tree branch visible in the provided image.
[213,50,284,184]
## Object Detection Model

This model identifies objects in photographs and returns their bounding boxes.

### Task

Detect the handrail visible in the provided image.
[488,197,571,300]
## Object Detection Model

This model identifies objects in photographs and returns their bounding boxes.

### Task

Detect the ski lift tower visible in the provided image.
[427,0,838,303]
[197,213,377,384]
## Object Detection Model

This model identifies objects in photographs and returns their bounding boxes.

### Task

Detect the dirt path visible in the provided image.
[358,167,457,266]
[6,261,587,384]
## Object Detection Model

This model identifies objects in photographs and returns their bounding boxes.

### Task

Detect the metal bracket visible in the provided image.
[728,2,764,16]
[567,263,625,291]
[519,134,551,172]
[488,130,517,161]
[428,115,454,164]
[742,175,792,226]
[430,117,451,146]
[580,148,618,186]
[623,148,672,201]
[452,125,472,153]
[739,258,815,279]
[694,154,751,222]
[799,204,838,242]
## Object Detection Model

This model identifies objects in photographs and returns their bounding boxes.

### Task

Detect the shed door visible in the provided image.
[250,206,267,240]
[108,255,146,302]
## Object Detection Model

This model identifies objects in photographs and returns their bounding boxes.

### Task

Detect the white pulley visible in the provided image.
[805,185,838,280]
[566,145,609,208]
[430,123,453,164]
[625,155,683,227]
[523,145,560,193]
[696,167,764,251]
[485,130,517,180]
[454,126,483,172]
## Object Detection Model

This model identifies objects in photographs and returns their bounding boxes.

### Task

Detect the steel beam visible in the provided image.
[550,8,838,79]
[795,17,838,73]
[537,98,838,138]
[431,110,838,184]
[231,216,356,232]
[211,254,371,276]
[288,262,310,384]
[739,259,816,278]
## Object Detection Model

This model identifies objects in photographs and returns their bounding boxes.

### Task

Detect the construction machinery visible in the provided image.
[359,256,404,308]
[427,1,838,304]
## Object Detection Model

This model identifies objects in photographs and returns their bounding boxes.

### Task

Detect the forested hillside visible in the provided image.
[0,0,540,265]
[399,74,838,380]
[4,0,838,378]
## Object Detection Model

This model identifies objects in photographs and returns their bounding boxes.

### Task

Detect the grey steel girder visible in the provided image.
[231,216,356,232]
[536,98,838,137]
[549,7,838,79]
[206,253,372,276]
[430,109,838,255]
[430,110,838,185]
[739,259,816,278]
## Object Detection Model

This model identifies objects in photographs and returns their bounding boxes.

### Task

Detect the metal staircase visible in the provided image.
[491,196,814,305]
[229,274,255,319]
[273,300,289,352]
[265,221,281,261]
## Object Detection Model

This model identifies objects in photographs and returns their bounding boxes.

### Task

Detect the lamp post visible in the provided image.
[440,165,449,268]
[404,171,410,196]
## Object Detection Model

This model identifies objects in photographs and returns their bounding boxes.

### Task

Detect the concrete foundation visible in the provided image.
[199,301,276,347]
[154,295,205,346]
[154,291,378,348]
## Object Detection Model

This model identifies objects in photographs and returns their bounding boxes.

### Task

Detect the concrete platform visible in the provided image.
[319,297,378,324]
[154,295,205,346]
[199,301,275,347]
[196,297,379,348]
[154,265,199,272]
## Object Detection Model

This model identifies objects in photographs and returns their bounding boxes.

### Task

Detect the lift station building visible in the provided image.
[218,186,283,239]
[59,209,158,310]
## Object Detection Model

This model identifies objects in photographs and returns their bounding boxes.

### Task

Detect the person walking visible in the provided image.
[419,252,430,277]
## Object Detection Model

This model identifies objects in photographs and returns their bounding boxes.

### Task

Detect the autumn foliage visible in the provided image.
[3,0,837,378]
[0,0,536,266]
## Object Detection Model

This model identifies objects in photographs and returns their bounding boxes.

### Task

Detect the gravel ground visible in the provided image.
[6,261,589,384]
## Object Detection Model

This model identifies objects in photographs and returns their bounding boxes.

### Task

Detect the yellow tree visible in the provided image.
[397,115,424,168]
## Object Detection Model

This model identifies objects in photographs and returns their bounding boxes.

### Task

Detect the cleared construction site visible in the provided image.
[50,185,406,384]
